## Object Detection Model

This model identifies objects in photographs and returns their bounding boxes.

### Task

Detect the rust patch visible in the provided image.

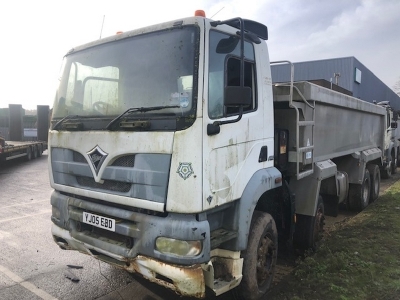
[123,255,206,298]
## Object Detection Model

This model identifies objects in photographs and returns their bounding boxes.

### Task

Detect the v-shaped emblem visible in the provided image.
[87,145,108,175]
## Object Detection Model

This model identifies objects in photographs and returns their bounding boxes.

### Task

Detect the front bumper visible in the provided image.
[50,191,210,265]
[52,225,206,298]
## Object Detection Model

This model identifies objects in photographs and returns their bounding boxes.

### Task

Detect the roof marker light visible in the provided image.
[195,10,206,17]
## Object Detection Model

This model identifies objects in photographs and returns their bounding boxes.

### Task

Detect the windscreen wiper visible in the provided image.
[52,115,80,130]
[106,105,180,130]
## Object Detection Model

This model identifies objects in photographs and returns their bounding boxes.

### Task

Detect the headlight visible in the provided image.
[156,237,202,257]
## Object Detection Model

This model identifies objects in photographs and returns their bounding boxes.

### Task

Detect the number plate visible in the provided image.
[83,212,115,232]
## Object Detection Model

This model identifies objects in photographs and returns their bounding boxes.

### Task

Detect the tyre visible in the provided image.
[293,196,325,252]
[367,164,380,202]
[397,148,400,168]
[233,211,278,300]
[37,144,42,157]
[391,153,397,174]
[348,168,370,212]
[381,161,392,179]
[32,146,38,159]
[25,147,32,161]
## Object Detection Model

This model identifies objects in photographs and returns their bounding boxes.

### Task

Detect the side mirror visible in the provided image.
[391,121,398,129]
[207,86,252,136]
[216,36,239,54]
[224,86,252,107]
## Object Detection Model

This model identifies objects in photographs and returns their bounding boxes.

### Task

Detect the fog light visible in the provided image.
[156,237,202,257]
[52,206,60,220]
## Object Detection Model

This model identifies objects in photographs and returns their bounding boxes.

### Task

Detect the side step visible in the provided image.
[210,229,238,249]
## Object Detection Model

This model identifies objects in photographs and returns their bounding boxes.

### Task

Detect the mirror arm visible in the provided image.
[207,107,243,136]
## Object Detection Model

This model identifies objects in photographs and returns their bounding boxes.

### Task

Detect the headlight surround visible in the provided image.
[52,206,61,220]
[156,237,202,257]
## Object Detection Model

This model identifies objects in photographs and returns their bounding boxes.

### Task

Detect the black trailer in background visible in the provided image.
[0,104,49,163]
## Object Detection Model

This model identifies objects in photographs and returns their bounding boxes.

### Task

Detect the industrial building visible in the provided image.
[271,56,400,111]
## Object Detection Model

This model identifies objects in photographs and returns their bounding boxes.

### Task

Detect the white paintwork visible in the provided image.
[202,22,275,210]
[165,19,205,213]
[166,119,204,213]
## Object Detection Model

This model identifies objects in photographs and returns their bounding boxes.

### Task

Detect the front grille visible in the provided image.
[73,151,87,163]
[79,222,133,248]
[52,148,170,202]
[111,155,135,167]
[76,176,131,193]
[69,205,137,250]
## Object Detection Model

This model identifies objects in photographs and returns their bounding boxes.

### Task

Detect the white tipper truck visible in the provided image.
[49,10,390,299]
[376,101,400,179]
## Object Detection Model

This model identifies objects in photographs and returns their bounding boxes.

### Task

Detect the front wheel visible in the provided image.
[233,211,278,300]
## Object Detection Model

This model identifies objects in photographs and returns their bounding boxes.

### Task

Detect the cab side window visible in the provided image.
[208,30,257,119]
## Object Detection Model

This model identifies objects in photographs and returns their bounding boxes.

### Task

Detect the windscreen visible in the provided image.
[53,26,198,121]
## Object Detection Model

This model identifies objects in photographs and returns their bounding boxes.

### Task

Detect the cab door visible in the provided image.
[202,25,274,210]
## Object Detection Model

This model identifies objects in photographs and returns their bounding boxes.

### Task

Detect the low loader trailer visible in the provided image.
[49,10,389,299]
[0,139,47,163]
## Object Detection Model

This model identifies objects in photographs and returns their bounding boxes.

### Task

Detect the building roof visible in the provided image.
[271,57,400,111]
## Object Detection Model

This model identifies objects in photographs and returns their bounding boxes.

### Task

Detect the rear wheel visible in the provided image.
[37,144,42,157]
[348,168,370,212]
[367,164,380,202]
[381,163,391,179]
[32,146,38,159]
[293,196,325,252]
[397,148,400,168]
[391,152,397,174]
[25,147,32,161]
[233,211,278,300]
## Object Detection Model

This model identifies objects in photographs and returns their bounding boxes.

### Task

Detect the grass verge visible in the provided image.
[268,180,400,300]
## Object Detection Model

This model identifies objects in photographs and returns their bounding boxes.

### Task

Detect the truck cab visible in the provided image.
[376,100,399,177]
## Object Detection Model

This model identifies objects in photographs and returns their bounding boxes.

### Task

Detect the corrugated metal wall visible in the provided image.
[271,57,400,110]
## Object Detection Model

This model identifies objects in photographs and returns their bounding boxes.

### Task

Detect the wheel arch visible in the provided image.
[224,168,282,250]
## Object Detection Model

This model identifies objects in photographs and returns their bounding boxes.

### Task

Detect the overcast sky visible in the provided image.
[0,0,399,109]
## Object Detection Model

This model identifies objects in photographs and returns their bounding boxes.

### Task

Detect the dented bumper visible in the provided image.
[52,224,206,298]
[126,255,205,298]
